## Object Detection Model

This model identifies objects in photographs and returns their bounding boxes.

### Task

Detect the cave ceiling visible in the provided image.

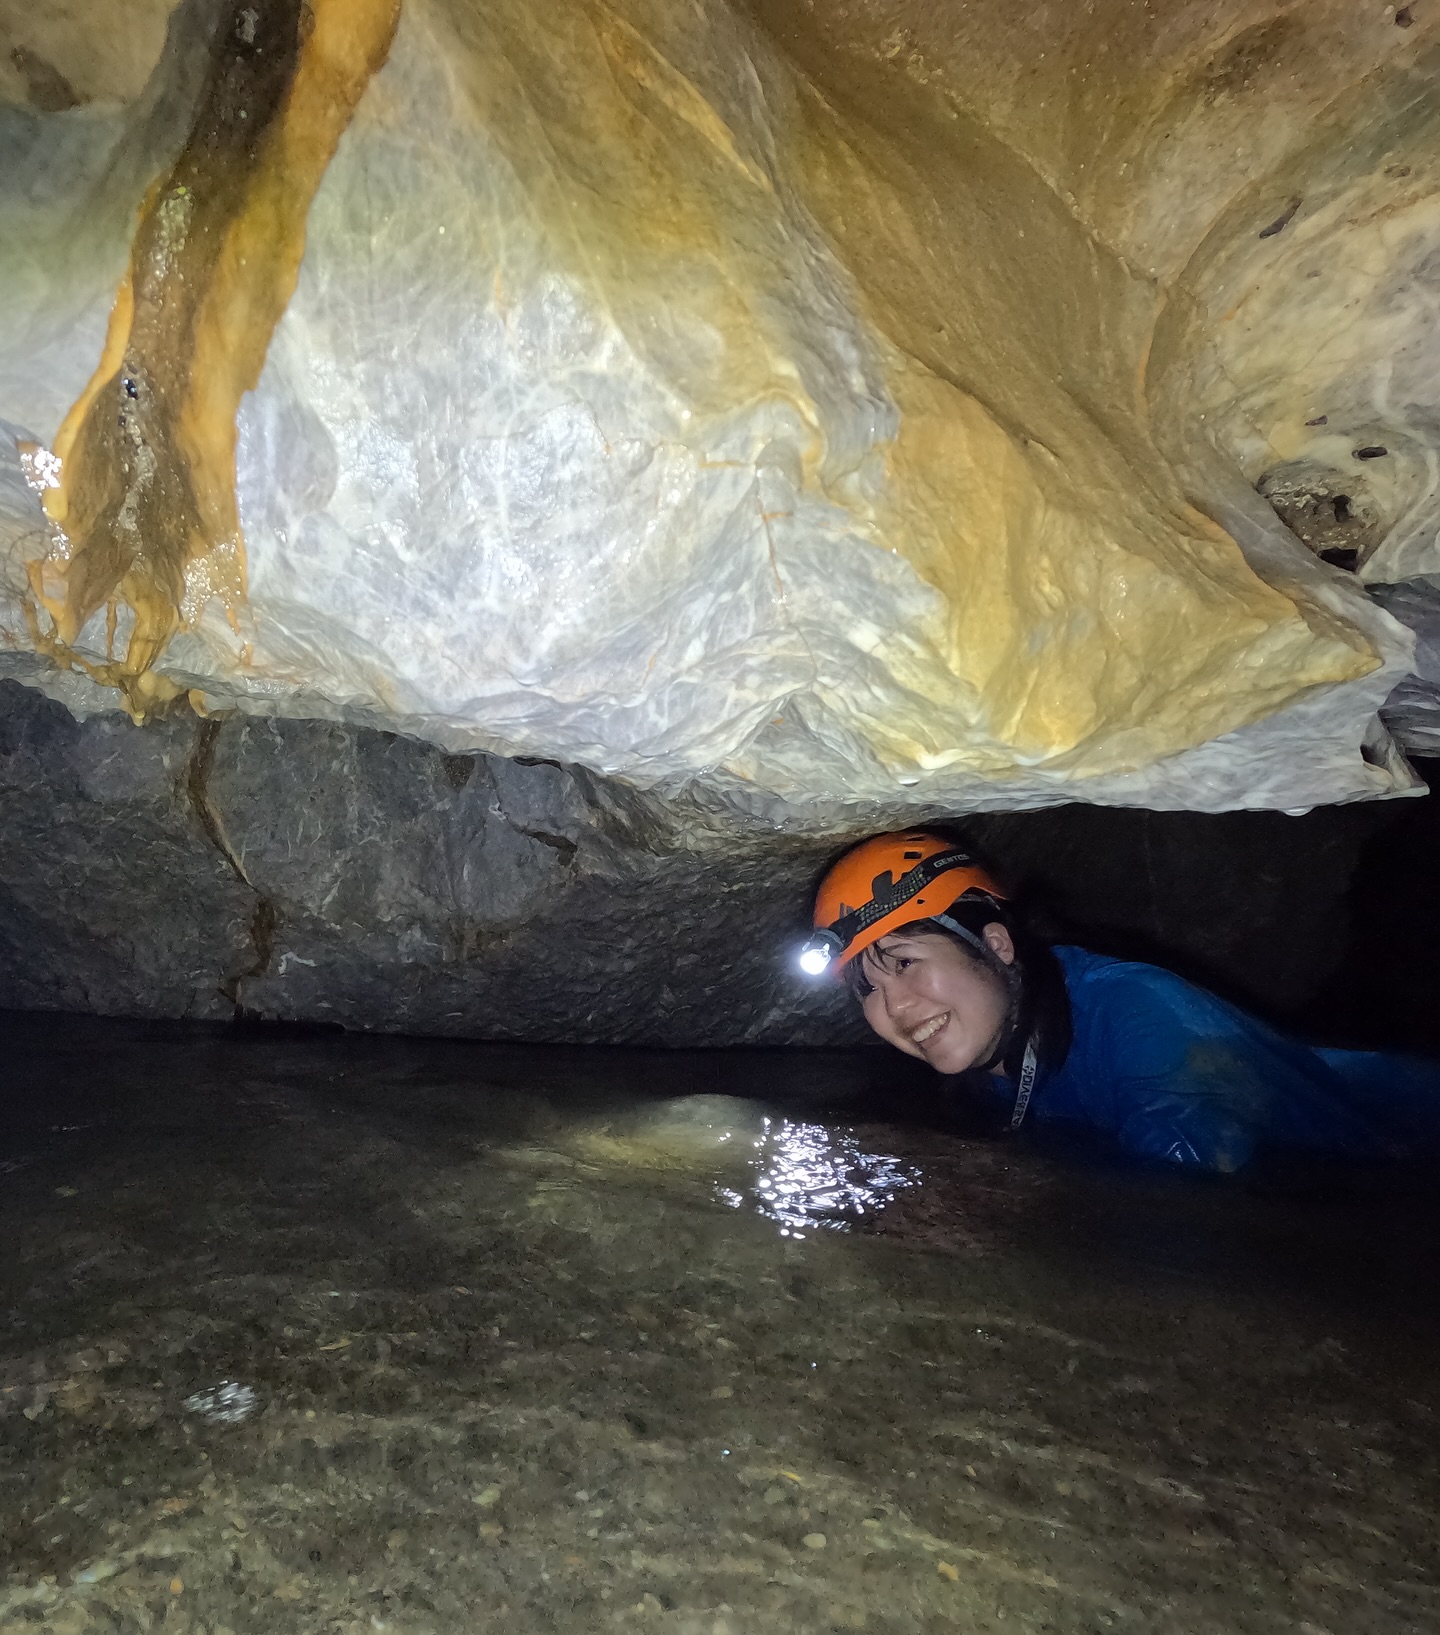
[1,0,1439,824]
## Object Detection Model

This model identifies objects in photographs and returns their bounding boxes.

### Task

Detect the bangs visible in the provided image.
[842,919,956,997]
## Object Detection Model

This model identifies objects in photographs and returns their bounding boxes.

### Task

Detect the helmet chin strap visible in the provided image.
[932,911,1029,1090]
[929,910,992,960]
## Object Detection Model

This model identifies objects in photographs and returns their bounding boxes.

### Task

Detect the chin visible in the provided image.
[924,1044,982,1076]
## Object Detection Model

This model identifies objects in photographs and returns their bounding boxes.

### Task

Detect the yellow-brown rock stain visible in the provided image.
[16,0,1435,771]
[25,0,400,719]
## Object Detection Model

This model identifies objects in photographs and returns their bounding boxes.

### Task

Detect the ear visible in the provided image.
[982,921,1016,966]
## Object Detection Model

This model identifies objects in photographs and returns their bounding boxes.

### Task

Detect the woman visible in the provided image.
[798,830,1440,1173]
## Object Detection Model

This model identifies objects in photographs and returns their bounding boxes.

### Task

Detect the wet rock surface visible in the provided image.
[1256,461,1388,573]
[0,681,252,1022]
[3,0,1436,811]
[1,677,1435,1046]
[1372,577,1440,756]
[0,676,860,1044]
[1,1014,1438,1634]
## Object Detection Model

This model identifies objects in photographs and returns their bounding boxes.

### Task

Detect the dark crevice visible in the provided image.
[1258,197,1301,238]
[36,0,309,663]
[516,827,579,864]
[185,716,277,1014]
[185,717,250,886]
[439,753,474,791]
[221,896,280,1008]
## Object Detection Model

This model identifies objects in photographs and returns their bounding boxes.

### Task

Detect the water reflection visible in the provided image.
[716,1115,920,1236]
[183,1381,259,1424]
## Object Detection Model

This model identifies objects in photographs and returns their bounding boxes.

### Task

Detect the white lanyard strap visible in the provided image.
[1009,1039,1039,1130]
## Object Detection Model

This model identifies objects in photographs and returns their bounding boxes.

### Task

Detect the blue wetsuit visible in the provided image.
[989,946,1440,1173]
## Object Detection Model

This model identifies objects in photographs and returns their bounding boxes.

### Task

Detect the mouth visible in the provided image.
[907,1012,950,1048]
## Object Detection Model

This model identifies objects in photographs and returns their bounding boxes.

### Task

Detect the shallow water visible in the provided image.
[2,1014,1438,1635]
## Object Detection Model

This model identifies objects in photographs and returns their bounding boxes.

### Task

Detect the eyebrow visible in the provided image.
[863,939,909,971]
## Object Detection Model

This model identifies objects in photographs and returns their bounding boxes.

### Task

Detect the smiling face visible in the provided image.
[855,922,1016,1075]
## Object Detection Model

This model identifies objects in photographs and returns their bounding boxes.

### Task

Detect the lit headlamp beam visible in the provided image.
[797,929,843,977]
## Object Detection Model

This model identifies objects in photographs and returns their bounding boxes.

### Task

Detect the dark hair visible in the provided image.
[847,895,1072,1089]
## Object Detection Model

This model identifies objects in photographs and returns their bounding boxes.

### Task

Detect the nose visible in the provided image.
[878,972,917,1021]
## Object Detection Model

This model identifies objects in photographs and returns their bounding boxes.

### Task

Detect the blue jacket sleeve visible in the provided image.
[1045,948,1440,1170]
[1113,1081,1257,1173]
[1086,969,1282,1173]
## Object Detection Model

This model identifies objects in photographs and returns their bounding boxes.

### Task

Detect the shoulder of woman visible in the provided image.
[1054,944,1197,998]
[1057,946,1242,1046]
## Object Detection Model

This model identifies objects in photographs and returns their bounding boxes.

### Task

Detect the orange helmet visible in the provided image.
[798,831,1008,976]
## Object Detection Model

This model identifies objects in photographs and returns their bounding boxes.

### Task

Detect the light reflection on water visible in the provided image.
[183,1381,260,1424]
[716,1115,921,1237]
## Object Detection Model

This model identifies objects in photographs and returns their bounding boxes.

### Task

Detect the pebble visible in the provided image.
[802,1533,827,1550]
[710,1385,733,1399]
[472,1485,501,1508]
[75,1560,120,1584]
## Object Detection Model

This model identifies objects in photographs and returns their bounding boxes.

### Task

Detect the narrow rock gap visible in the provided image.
[183,715,281,1012]
[184,718,250,888]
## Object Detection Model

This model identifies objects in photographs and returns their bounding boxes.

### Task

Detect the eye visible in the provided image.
[894,957,915,971]
[856,974,875,998]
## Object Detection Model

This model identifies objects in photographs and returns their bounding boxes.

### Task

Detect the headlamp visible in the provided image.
[797,929,843,977]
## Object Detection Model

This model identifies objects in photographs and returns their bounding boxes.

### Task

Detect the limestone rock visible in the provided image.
[0,677,862,1043]
[0,678,251,1018]
[1372,577,1440,755]
[0,0,175,109]
[0,677,1415,1043]
[0,1,1436,813]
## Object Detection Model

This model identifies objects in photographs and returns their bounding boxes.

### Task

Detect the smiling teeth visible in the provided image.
[910,1013,948,1045]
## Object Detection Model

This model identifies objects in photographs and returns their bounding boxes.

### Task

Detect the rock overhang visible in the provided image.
[0,0,1436,824]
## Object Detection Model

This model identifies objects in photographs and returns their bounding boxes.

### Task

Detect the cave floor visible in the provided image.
[1,1015,1438,1635]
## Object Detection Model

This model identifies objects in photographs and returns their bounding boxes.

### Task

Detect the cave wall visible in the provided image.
[0,676,858,1045]
[0,676,1428,1049]
[3,4,1440,1044]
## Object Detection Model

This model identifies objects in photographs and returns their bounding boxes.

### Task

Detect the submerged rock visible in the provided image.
[3,1013,1437,1635]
